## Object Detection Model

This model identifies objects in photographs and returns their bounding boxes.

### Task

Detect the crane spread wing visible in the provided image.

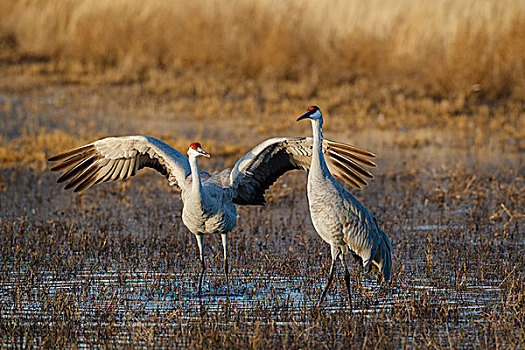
[229,137,376,205]
[48,136,191,192]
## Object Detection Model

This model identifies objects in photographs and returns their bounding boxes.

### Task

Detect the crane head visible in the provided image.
[188,142,211,158]
[297,105,322,121]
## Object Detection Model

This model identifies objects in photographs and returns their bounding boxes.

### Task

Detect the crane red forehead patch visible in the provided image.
[189,142,201,150]
[307,106,317,112]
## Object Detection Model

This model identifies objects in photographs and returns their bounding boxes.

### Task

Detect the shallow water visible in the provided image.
[1,148,523,347]
[0,235,512,346]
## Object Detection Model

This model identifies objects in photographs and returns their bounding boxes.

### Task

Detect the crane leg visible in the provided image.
[318,246,341,307]
[339,253,352,309]
[221,233,229,293]
[196,234,206,295]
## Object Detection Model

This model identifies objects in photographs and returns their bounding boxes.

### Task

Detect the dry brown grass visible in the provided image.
[1,0,525,100]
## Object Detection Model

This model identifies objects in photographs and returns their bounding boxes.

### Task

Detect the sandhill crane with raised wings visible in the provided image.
[297,106,392,307]
[48,135,376,295]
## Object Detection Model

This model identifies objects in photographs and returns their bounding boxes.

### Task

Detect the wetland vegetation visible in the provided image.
[0,0,524,347]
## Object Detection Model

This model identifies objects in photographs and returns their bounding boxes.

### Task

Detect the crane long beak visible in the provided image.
[296,112,311,121]
[196,146,211,158]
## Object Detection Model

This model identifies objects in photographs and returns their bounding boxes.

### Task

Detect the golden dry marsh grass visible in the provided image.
[0,80,522,171]
[1,0,525,99]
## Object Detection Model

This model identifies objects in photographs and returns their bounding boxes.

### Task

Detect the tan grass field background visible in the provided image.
[0,0,523,168]
[1,0,525,99]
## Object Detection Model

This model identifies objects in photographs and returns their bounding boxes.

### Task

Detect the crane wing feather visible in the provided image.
[230,137,376,205]
[49,136,191,192]
[326,140,377,168]
[343,204,392,283]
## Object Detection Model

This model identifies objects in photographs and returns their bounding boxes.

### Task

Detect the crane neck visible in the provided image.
[310,118,326,170]
[188,155,203,197]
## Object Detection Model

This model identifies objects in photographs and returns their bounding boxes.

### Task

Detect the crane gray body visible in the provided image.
[298,106,392,307]
[181,170,237,236]
[308,167,391,274]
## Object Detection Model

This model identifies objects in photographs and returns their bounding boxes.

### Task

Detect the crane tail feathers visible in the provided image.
[372,229,392,283]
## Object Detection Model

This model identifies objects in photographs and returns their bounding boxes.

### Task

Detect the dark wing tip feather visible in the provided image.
[57,155,97,183]
[326,140,377,170]
[233,196,266,206]
[52,149,98,174]
[333,147,377,169]
[73,167,104,192]
[330,157,368,188]
[48,144,95,162]
[326,139,376,158]
[334,170,364,189]
[328,150,374,179]
[63,162,101,191]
